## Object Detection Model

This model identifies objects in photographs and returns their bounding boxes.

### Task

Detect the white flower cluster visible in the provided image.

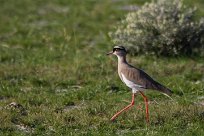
[109,0,204,56]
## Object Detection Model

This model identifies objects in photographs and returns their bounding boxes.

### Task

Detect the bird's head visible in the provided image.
[107,46,127,57]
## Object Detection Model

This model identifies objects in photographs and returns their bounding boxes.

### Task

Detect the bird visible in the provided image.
[107,45,172,123]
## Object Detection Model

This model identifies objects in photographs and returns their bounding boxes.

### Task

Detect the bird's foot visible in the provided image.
[110,115,118,122]
[110,118,117,123]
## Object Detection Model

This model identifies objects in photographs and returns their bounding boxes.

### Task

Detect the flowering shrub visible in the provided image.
[109,0,204,56]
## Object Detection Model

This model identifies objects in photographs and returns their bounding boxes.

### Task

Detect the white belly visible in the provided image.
[121,73,145,93]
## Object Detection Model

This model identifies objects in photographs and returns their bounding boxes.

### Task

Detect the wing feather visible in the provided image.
[121,65,172,95]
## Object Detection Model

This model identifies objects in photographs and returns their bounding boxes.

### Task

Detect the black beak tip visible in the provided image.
[106,52,113,55]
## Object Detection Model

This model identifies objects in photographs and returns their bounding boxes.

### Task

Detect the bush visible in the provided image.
[109,0,204,56]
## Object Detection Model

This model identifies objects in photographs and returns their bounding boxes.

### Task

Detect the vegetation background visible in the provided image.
[0,0,204,135]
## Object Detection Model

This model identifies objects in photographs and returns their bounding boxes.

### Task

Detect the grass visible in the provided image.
[0,0,204,135]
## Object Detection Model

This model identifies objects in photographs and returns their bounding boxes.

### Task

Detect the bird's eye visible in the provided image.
[113,48,121,52]
[115,48,120,52]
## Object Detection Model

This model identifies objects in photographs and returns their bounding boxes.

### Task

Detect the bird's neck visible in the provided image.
[117,55,127,64]
[117,55,128,75]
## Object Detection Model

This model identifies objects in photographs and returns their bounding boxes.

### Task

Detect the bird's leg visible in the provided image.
[139,91,149,123]
[110,93,135,121]
[122,98,142,111]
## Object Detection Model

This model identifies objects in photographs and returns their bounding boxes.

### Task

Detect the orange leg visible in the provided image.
[110,93,135,121]
[139,91,149,123]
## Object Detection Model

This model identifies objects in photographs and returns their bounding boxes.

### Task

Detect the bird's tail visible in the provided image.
[154,82,173,96]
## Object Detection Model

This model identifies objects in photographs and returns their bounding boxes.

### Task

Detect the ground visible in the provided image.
[0,0,204,135]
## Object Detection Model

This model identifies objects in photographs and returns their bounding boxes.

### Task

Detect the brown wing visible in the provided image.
[121,65,172,95]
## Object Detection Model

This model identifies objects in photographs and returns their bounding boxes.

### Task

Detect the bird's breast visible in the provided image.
[120,72,144,91]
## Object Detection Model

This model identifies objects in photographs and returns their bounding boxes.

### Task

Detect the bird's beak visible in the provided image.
[106,51,113,55]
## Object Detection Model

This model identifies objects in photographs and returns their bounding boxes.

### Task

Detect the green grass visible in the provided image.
[0,0,204,135]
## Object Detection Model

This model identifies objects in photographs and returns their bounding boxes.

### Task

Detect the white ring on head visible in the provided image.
[113,46,126,52]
